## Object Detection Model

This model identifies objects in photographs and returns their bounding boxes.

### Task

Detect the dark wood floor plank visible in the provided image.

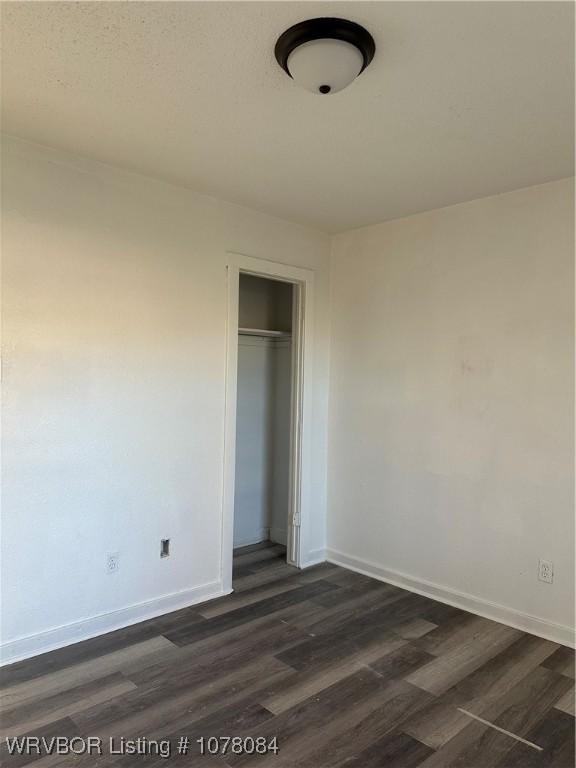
[369,644,436,680]
[263,634,407,715]
[414,612,484,656]
[281,579,408,637]
[232,543,287,568]
[236,675,434,768]
[110,700,274,768]
[232,546,287,580]
[541,646,575,679]
[403,633,561,749]
[333,730,434,768]
[0,621,174,690]
[420,602,467,627]
[406,622,522,695]
[302,681,435,768]
[226,668,400,767]
[447,634,559,711]
[0,637,175,713]
[164,579,338,647]
[111,618,304,698]
[170,698,273,740]
[307,576,393,608]
[275,592,434,672]
[402,699,471,751]
[75,656,293,744]
[199,564,341,619]
[1,543,573,768]
[499,708,576,768]
[232,562,297,592]
[0,673,135,739]
[393,617,438,640]
[488,666,573,738]
[0,717,81,768]
[554,684,575,716]
[320,570,378,590]
[233,541,280,556]
[416,666,573,768]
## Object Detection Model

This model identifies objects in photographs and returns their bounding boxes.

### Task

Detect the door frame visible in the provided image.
[221,252,315,592]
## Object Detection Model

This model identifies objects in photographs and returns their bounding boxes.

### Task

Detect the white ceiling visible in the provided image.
[2,2,574,233]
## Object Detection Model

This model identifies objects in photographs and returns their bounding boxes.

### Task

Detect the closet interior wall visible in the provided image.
[234,275,293,549]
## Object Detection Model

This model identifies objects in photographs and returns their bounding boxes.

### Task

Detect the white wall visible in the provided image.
[238,274,292,333]
[0,136,331,662]
[328,179,574,644]
[234,338,274,548]
[2,134,573,661]
[234,336,291,548]
[270,340,292,546]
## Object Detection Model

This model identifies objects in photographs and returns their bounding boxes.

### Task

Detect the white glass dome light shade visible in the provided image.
[286,38,364,95]
[275,18,375,96]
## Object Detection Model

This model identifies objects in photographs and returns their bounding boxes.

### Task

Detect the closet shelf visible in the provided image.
[238,327,291,338]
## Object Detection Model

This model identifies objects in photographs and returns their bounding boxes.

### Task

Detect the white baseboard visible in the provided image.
[326,548,575,649]
[300,548,326,569]
[233,529,270,548]
[269,527,287,546]
[0,580,226,667]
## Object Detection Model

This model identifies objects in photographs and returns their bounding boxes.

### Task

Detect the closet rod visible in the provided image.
[238,327,291,338]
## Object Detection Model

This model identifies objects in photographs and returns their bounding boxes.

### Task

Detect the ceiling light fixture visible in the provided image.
[275,17,375,95]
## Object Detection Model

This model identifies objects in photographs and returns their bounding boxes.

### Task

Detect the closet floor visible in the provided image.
[232,540,287,582]
[1,542,574,767]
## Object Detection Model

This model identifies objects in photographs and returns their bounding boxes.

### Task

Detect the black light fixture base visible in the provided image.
[275,17,376,78]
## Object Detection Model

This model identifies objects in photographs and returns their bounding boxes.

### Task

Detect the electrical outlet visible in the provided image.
[160,539,170,558]
[538,559,553,584]
[106,552,120,574]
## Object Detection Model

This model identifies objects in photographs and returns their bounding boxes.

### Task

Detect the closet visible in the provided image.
[233,274,293,553]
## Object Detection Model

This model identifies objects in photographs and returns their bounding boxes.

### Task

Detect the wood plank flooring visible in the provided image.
[1,541,574,767]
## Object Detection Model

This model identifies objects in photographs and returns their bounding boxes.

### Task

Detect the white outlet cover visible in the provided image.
[538,558,553,584]
[106,552,120,574]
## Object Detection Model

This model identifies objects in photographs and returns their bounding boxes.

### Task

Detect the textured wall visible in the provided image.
[328,179,574,637]
[1,136,330,655]
[234,337,291,548]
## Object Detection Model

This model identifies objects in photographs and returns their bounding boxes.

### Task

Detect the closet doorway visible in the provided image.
[222,253,315,594]
[234,275,293,568]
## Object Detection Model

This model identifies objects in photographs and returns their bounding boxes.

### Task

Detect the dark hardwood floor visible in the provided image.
[1,541,574,767]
